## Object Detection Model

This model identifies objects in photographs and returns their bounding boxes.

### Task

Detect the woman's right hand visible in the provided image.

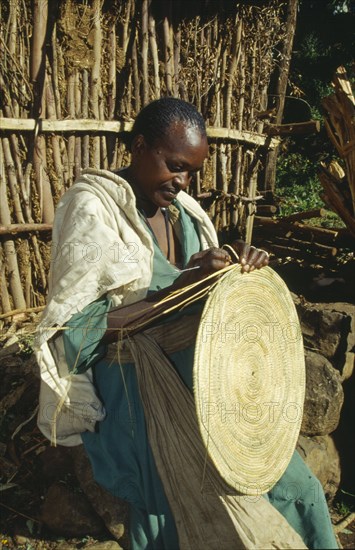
[173,248,232,289]
[107,249,231,339]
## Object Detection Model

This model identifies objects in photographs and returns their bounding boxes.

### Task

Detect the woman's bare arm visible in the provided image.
[104,248,231,342]
[104,243,269,342]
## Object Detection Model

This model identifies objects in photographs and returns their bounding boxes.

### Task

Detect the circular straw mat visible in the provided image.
[193,265,305,495]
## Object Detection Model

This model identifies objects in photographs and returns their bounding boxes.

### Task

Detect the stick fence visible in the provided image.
[0,0,294,315]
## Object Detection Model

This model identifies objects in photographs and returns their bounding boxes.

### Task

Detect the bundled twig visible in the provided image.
[253,215,354,265]
[320,66,355,237]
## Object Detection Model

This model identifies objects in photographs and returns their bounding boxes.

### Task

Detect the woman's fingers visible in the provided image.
[234,241,269,273]
[176,248,231,287]
[197,248,232,274]
[176,243,269,289]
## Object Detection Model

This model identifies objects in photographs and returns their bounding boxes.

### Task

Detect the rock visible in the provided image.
[13,535,30,545]
[41,482,105,537]
[301,350,344,436]
[71,445,130,547]
[332,372,355,499]
[297,434,340,502]
[0,340,21,358]
[39,446,76,483]
[24,352,41,378]
[53,543,76,550]
[293,298,355,376]
[87,543,123,550]
[341,351,354,381]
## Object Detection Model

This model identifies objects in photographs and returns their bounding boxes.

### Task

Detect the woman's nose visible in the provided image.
[172,172,191,189]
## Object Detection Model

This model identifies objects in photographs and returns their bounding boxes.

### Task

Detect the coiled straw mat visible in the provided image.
[193,265,305,496]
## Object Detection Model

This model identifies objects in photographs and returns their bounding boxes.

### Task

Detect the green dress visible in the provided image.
[63,203,337,549]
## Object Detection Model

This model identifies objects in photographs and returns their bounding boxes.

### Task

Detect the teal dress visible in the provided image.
[63,203,337,550]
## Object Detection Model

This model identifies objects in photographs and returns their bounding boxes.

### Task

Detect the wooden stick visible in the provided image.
[0,223,52,236]
[1,133,25,223]
[131,39,141,114]
[224,15,242,129]
[207,127,279,148]
[0,143,26,309]
[0,118,280,148]
[264,120,321,136]
[260,243,336,261]
[254,216,339,238]
[74,71,82,178]
[67,72,76,185]
[108,21,117,120]
[217,143,228,227]
[7,0,17,57]
[322,66,355,215]
[237,47,245,133]
[31,0,48,116]
[90,0,103,170]
[245,151,258,245]
[99,97,108,170]
[264,235,338,256]
[280,208,327,222]
[174,24,181,99]
[256,204,278,216]
[45,68,64,192]
[141,0,149,105]
[248,40,257,129]
[51,23,62,119]
[0,243,11,313]
[0,305,45,320]
[122,0,132,57]
[82,69,90,170]
[254,216,354,248]
[107,18,117,168]
[162,2,173,95]
[318,164,355,237]
[33,76,54,223]
[148,10,160,99]
[334,512,355,534]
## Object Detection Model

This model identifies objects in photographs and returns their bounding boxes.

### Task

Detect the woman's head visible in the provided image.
[125,97,207,150]
[124,98,209,209]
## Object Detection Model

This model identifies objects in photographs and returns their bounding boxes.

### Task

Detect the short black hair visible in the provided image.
[121,97,207,150]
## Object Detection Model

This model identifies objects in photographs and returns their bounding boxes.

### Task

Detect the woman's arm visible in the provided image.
[105,248,230,342]
[105,243,269,342]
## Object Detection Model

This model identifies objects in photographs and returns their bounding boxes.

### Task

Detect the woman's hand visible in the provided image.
[107,243,268,339]
[172,241,269,291]
[231,240,269,273]
[173,248,232,289]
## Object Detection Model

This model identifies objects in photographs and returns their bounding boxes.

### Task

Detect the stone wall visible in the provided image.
[293,295,355,501]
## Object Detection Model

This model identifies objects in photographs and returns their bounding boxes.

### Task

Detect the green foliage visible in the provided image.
[275,152,345,228]
[276,180,324,217]
[276,152,319,192]
[17,332,35,358]
[274,1,354,226]
[335,500,353,516]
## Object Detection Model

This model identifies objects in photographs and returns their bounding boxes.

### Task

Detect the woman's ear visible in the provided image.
[131,134,147,155]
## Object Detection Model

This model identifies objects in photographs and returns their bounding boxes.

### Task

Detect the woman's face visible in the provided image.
[129,121,209,208]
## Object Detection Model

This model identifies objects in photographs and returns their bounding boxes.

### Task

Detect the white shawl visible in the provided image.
[35,169,218,445]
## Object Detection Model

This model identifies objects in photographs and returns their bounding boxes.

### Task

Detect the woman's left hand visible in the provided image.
[230,240,269,273]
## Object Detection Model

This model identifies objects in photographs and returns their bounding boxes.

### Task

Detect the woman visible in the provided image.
[36,98,337,549]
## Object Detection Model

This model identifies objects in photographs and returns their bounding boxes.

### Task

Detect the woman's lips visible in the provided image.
[160,188,178,199]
